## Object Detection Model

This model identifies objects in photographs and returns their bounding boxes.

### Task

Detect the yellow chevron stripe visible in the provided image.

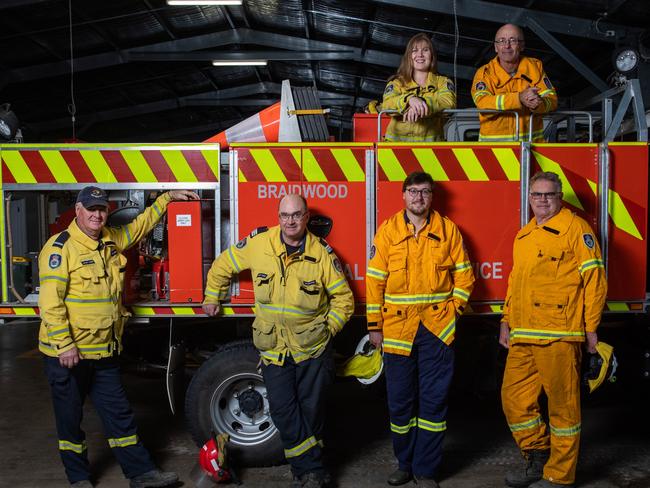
[492,148,520,181]
[131,306,155,315]
[490,304,503,313]
[238,168,247,182]
[412,148,449,181]
[121,150,157,182]
[80,150,117,183]
[201,148,220,181]
[41,151,76,183]
[2,151,37,183]
[531,150,584,210]
[250,149,287,182]
[300,149,328,182]
[171,307,196,315]
[377,148,407,182]
[331,148,365,181]
[13,307,37,316]
[607,302,630,311]
[162,150,197,182]
[453,148,489,181]
[222,307,235,316]
[587,180,642,240]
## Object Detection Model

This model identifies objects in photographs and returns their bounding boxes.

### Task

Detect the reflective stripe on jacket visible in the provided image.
[366,210,475,355]
[471,56,557,142]
[204,226,354,365]
[381,72,456,142]
[502,208,607,344]
[38,193,172,359]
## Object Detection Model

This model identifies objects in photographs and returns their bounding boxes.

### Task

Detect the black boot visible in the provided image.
[387,469,412,486]
[505,450,550,488]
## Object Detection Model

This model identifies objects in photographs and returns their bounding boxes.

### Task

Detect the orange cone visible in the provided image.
[204,102,281,149]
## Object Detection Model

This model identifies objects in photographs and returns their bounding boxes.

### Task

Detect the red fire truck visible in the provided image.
[0,80,647,466]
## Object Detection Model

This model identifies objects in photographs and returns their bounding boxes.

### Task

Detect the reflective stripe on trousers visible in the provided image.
[384,323,454,479]
[501,342,582,484]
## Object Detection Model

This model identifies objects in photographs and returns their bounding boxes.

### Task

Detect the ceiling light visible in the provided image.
[212,60,268,66]
[167,1,243,6]
[613,47,640,73]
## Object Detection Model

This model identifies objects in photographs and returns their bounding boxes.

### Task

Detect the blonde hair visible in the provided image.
[390,33,437,84]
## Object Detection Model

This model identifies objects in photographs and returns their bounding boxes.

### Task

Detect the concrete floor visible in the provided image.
[1,320,649,488]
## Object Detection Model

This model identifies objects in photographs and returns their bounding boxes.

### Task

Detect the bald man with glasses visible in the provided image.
[472,23,557,142]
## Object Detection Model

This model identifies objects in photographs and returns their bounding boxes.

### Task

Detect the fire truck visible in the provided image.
[0,79,647,467]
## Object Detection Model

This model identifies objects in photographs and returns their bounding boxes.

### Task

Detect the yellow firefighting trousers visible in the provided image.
[501,341,582,484]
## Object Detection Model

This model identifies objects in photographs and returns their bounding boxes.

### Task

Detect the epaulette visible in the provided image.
[542,226,560,235]
[249,226,268,238]
[319,238,334,254]
[52,231,70,248]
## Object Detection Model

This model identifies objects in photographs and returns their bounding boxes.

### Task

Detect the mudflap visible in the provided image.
[166,318,186,414]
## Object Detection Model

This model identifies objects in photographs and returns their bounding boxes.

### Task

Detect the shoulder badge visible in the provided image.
[333,258,343,273]
[384,83,394,95]
[446,80,455,92]
[475,81,486,91]
[235,237,247,249]
[369,245,376,259]
[319,238,334,254]
[583,233,595,249]
[249,226,268,238]
[49,253,62,269]
[543,77,553,89]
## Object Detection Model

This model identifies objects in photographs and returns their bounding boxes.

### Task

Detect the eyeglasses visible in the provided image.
[279,210,306,222]
[406,188,433,198]
[494,37,523,45]
[529,192,561,200]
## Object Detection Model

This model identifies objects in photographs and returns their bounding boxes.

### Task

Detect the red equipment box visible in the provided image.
[167,200,204,303]
[353,113,390,142]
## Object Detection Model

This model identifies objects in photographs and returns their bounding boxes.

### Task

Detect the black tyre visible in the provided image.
[184,340,284,466]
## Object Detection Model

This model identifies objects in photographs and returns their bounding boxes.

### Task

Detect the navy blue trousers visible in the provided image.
[384,324,454,479]
[43,355,156,483]
[261,345,335,478]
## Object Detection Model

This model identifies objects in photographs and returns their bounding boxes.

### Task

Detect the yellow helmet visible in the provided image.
[336,334,383,384]
[584,342,617,393]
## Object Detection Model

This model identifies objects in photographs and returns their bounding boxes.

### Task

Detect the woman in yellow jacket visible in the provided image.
[382,33,456,142]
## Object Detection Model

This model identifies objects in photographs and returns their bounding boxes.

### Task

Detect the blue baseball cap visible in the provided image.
[76,186,109,209]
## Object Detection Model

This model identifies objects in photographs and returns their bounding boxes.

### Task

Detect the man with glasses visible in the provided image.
[471,23,557,141]
[203,193,354,488]
[499,172,607,488]
[366,172,475,488]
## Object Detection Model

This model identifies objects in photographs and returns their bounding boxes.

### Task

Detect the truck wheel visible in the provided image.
[185,340,284,467]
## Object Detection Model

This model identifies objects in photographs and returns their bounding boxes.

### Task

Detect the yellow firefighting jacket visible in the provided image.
[472,56,557,142]
[366,210,475,355]
[502,208,607,345]
[38,193,173,359]
[204,226,354,365]
[382,72,456,142]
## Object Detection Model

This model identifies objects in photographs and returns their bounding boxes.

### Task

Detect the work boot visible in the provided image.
[300,472,325,488]
[70,481,94,488]
[387,468,413,486]
[505,449,550,488]
[129,469,179,488]
[414,476,440,487]
[529,479,574,488]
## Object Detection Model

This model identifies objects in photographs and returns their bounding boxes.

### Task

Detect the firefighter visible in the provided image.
[38,186,199,488]
[366,172,475,488]
[500,172,607,488]
[381,33,456,142]
[202,194,354,488]
[472,24,558,141]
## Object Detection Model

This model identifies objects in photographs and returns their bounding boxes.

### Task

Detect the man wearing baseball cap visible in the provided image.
[38,186,198,488]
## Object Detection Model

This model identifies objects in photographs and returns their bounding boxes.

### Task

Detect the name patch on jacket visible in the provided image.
[49,254,62,269]
[81,259,95,265]
[583,233,595,249]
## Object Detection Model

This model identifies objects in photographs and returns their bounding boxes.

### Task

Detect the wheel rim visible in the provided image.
[209,372,277,448]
